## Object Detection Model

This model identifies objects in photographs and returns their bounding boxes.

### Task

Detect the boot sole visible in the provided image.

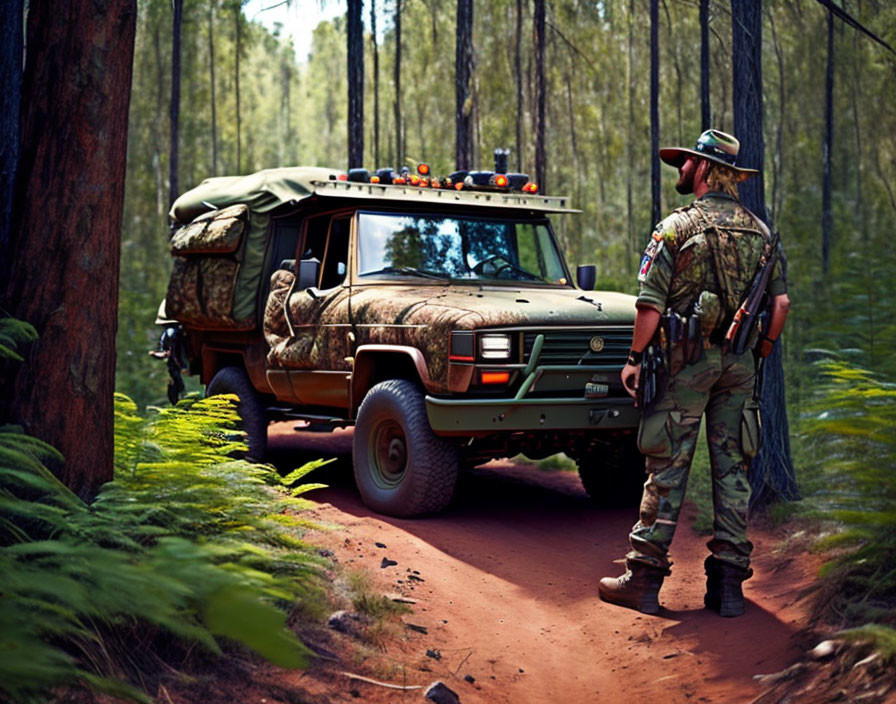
[599,588,660,614]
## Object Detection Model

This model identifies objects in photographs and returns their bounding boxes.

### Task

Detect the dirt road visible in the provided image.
[268,423,816,704]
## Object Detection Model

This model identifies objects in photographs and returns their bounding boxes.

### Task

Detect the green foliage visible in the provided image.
[1,391,331,702]
[801,360,896,627]
[838,624,896,664]
[0,317,38,362]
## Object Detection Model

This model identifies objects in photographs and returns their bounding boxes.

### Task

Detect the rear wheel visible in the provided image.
[577,438,645,508]
[206,366,268,461]
[353,379,458,517]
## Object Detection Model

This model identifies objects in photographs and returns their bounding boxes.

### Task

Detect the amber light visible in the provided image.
[430,178,441,188]
[523,182,538,193]
[370,175,381,183]
[418,163,430,175]
[454,182,464,191]
[495,174,508,187]
[394,177,406,185]
[337,173,348,181]
[480,371,511,384]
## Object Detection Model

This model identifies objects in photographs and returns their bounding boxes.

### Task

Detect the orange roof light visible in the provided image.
[430,178,441,188]
[480,371,511,385]
[418,163,430,175]
[394,177,406,185]
[454,182,464,191]
[494,174,508,187]
[337,173,348,181]
[370,175,381,183]
[523,182,538,193]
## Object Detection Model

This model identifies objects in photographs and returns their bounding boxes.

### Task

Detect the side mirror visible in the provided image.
[298,257,320,289]
[576,265,596,291]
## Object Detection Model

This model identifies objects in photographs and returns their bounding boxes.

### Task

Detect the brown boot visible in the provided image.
[599,561,668,614]
[704,556,753,617]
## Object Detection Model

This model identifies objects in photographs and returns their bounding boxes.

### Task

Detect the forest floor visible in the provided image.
[197,421,836,704]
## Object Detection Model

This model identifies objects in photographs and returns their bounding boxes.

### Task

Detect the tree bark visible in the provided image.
[169,0,183,204]
[393,0,402,166]
[515,0,524,172]
[822,5,833,273]
[0,0,23,291]
[731,0,799,509]
[370,0,380,166]
[627,0,635,266]
[700,0,711,130]
[2,0,137,500]
[234,1,242,173]
[650,0,661,226]
[534,0,546,191]
[209,0,218,175]
[455,0,474,171]
[347,0,364,169]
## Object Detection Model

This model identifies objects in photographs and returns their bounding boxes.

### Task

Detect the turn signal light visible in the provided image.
[522,182,538,193]
[480,371,511,385]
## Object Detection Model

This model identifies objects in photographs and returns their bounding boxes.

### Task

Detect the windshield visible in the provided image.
[357,212,570,284]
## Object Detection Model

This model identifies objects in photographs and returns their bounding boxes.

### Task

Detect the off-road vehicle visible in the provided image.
[156,165,642,516]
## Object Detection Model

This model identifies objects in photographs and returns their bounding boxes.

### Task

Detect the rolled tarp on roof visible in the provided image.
[169,166,344,223]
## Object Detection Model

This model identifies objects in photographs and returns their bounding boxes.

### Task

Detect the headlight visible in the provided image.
[480,333,512,360]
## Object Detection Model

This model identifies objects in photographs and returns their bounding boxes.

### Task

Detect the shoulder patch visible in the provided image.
[638,237,664,282]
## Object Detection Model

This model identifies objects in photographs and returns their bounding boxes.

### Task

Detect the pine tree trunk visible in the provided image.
[700,0,711,130]
[2,0,137,500]
[731,0,799,509]
[515,0,523,172]
[0,0,23,290]
[822,6,833,274]
[534,0,546,191]
[393,0,402,166]
[370,0,380,167]
[626,0,635,267]
[650,0,661,225]
[169,0,182,204]
[455,0,474,171]
[235,2,242,173]
[209,0,218,175]
[347,0,364,169]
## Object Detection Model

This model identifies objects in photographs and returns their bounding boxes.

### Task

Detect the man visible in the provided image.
[599,129,791,617]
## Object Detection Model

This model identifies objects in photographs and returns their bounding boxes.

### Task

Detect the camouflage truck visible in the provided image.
[157,165,642,517]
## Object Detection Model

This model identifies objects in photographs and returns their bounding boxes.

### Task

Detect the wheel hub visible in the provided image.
[371,419,407,486]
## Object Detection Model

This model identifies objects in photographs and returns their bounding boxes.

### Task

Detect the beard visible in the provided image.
[675,171,694,195]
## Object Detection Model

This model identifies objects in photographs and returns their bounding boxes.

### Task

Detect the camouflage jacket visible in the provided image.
[636,192,786,323]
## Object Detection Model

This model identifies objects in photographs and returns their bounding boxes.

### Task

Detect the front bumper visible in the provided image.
[425,395,639,436]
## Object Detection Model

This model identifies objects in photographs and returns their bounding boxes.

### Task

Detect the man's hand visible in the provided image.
[621,361,641,399]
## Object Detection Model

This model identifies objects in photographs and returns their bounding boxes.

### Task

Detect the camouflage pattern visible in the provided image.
[636,192,786,319]
[169,204,248,255]
[264,269,353,370]
[165,204,254,330]
[626,191,785,572]
[166,256,254,330]
[629,346,758,571]
[263,275,634,394]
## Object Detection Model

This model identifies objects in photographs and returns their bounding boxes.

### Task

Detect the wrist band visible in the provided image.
[627,349,644,365]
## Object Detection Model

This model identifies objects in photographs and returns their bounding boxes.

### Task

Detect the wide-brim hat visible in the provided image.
[659,129,759,182]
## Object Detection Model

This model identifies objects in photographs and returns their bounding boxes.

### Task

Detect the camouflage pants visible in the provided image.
[628,346,760,571]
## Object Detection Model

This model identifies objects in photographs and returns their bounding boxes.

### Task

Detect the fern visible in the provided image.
[802,359,896,627]
[1,354,332,701]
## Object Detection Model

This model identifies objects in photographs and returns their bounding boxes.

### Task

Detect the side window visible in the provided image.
[321,216,350,289]
[300,213,351,289]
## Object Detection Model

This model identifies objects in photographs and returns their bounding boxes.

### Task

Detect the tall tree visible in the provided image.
[370,0,380,166]
[700,0,711,130]
[455,0,473,170]
[393,0,403,166]
[822,4,833,273]
[209,0,219,175]
[234,0,242,173]
[169,0,183,204]
[515,0,524,172]
[731,0,799,508]
[534,0,546,190]
[347,0,364,168]
[2,0,137,500]
[0,0,23,290]
[650,0,660,225]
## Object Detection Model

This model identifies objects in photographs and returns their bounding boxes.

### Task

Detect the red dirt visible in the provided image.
[264,422,821,704]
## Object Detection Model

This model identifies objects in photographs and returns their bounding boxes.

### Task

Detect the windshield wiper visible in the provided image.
[362,266,449,280]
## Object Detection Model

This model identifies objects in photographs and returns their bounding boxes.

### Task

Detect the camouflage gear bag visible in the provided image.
[165,204,255,330]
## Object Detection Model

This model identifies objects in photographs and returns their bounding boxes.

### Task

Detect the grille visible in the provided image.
[523,327,632,367]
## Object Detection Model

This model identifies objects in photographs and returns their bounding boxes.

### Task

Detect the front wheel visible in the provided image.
[353,379,459,517]
[205,366,268,461]
[577,438,645,508]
